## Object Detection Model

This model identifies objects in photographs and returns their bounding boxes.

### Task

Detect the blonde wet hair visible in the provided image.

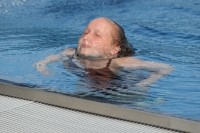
[103,17,135,57]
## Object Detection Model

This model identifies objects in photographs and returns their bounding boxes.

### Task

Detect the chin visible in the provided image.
[76,52,105,60]
[76,51,90,58]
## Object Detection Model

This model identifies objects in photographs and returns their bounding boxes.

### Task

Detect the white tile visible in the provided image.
[0,95,177,133]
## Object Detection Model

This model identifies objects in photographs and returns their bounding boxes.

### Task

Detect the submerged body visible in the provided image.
[36,17,173,87]
[63,57,120,89]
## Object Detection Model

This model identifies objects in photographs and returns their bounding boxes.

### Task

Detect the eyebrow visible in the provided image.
[85,28,102,34]
[84,28,89,32]
[94,29,102,34]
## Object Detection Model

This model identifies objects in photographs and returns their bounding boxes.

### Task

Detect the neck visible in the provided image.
[75,52,117,60]
[74,56,111,69]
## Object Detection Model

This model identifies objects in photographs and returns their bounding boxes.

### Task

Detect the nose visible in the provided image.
[83,33,91,41]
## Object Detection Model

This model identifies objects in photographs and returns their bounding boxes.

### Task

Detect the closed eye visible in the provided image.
[94,32,101,37]
[84,31,89,35]
[95,33,100,37]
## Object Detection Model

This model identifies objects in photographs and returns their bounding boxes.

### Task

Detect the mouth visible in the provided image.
[82,44,90,48]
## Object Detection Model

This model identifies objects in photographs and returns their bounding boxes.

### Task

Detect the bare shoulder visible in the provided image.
[112,56,173,69]
[111,56,142,68]
[60,48,76,57]
[125,57,173,69]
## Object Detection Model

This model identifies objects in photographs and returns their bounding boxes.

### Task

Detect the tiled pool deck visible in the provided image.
[0,83,199,133]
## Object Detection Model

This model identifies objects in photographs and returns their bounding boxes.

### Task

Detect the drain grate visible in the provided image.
[0,95,178,133]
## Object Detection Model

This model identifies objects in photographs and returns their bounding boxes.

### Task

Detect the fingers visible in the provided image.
[35,62,51,76]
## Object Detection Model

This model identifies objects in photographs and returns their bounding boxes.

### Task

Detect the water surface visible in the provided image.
[0,0,200,121]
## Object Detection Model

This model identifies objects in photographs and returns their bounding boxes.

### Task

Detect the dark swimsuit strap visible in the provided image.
[106,59,112,68]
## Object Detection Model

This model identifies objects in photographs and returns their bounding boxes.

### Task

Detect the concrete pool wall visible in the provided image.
[0,82,200,133]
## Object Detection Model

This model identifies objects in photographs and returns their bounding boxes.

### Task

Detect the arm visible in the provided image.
[35,48,75,75]
[116,57,174,86]
[135,61,174,86]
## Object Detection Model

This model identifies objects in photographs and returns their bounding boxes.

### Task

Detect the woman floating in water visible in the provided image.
[36,17,173,87]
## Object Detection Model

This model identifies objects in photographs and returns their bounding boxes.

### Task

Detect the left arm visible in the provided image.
[135,61,173,86]
[115,57,174,86]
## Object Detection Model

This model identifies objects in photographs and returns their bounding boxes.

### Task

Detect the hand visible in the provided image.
[35,62,51,76]
[135,80,151,87]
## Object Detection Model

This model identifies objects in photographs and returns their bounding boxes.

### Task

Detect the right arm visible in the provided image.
[35,48,76,75]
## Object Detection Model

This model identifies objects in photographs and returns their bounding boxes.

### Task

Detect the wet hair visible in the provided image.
[109,19,135,57]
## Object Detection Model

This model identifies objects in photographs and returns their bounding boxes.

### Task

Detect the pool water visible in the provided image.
[0,0,200,121]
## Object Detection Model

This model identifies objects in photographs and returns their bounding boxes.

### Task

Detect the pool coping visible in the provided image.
[0,82,199,133]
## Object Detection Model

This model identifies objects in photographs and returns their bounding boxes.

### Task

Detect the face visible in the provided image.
[77,18,119,59]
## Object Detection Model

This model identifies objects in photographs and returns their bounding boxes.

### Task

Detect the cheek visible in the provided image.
[102,38,112,51]
[93,37,101,43]
[93,39,103,48]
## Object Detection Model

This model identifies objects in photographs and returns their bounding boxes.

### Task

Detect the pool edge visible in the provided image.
[0,82,199,133]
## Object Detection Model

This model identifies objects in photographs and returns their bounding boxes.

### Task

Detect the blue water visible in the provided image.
[0,0,200,121]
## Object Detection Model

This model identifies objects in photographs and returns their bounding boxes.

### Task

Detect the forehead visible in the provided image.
[87,18,114,33]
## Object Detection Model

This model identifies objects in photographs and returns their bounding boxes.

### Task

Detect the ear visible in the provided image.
[109,45,120,55]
